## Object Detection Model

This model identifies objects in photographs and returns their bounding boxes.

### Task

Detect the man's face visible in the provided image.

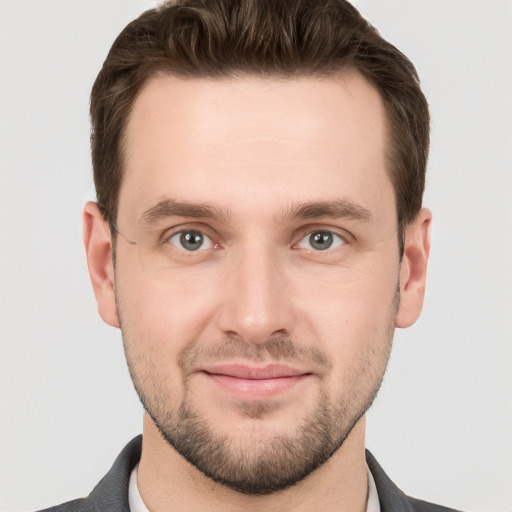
[113,72,402,493]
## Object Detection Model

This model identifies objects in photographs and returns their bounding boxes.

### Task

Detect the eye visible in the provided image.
[296,230,346,251]
[167,230,215,251]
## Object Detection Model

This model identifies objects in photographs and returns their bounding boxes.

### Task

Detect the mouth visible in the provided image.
[201,364,312,399]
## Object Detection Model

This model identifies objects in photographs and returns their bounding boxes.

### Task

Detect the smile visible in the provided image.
[201,364,312,399]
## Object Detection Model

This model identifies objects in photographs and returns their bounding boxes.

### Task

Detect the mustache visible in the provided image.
[178,335,331,372]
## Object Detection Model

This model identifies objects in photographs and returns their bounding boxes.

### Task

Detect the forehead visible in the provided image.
[119,72,393,225]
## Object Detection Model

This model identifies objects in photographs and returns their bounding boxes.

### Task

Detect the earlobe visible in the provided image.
[395,208,432,328]
[83,201,120,328]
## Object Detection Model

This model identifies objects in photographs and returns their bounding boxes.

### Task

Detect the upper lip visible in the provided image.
[202,364,309,380]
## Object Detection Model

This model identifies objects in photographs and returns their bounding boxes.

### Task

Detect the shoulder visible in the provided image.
[408,496,464,512]
[34,436,142,512]
[35,499,88,512]
[365,449,464,512]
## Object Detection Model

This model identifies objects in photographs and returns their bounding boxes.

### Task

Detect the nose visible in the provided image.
[217,246,296,345]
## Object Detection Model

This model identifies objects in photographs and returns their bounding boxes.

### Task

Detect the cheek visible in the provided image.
[293,256,398,373]
[296,259,398,329]
[115,262,223,351]
[115,269,223,405]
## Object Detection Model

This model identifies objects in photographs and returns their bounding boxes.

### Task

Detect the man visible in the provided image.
[40,0,460,510]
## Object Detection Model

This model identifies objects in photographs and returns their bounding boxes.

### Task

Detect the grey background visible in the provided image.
[0,1,511,511]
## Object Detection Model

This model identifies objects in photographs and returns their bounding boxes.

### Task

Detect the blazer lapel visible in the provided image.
[85,435,142,512]
[366,449,416,512]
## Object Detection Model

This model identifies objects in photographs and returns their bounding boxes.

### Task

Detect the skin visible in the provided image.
[84,71,431,512]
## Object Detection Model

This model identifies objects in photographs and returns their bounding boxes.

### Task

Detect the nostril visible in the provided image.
[270,328,288,338]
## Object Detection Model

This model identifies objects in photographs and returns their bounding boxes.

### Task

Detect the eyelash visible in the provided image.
[166,230,217,252]
[294,230,347,252]
[161,225,351,254]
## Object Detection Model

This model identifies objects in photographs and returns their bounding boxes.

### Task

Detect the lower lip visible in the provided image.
[204,373,309,399]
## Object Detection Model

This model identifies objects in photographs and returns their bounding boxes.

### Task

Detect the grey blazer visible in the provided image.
[38,436,462,512]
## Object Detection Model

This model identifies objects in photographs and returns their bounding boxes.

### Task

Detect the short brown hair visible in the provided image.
[90,0,429,246]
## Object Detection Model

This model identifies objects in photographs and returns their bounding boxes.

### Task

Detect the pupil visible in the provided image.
[180,231,203,251]
[310,231,333,250]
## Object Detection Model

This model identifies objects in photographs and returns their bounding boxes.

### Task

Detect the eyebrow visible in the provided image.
[139,199,231,226]
[279,199,372,223]
[139,197,372,227]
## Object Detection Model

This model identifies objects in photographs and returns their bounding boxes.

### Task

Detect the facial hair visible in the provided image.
[118,288,398,495]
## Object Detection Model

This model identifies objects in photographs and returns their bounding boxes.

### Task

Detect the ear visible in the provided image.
[83,201,119,328]
[395,208,432,328]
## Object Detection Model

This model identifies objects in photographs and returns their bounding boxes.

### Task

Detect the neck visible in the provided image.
[137,413,369,512]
